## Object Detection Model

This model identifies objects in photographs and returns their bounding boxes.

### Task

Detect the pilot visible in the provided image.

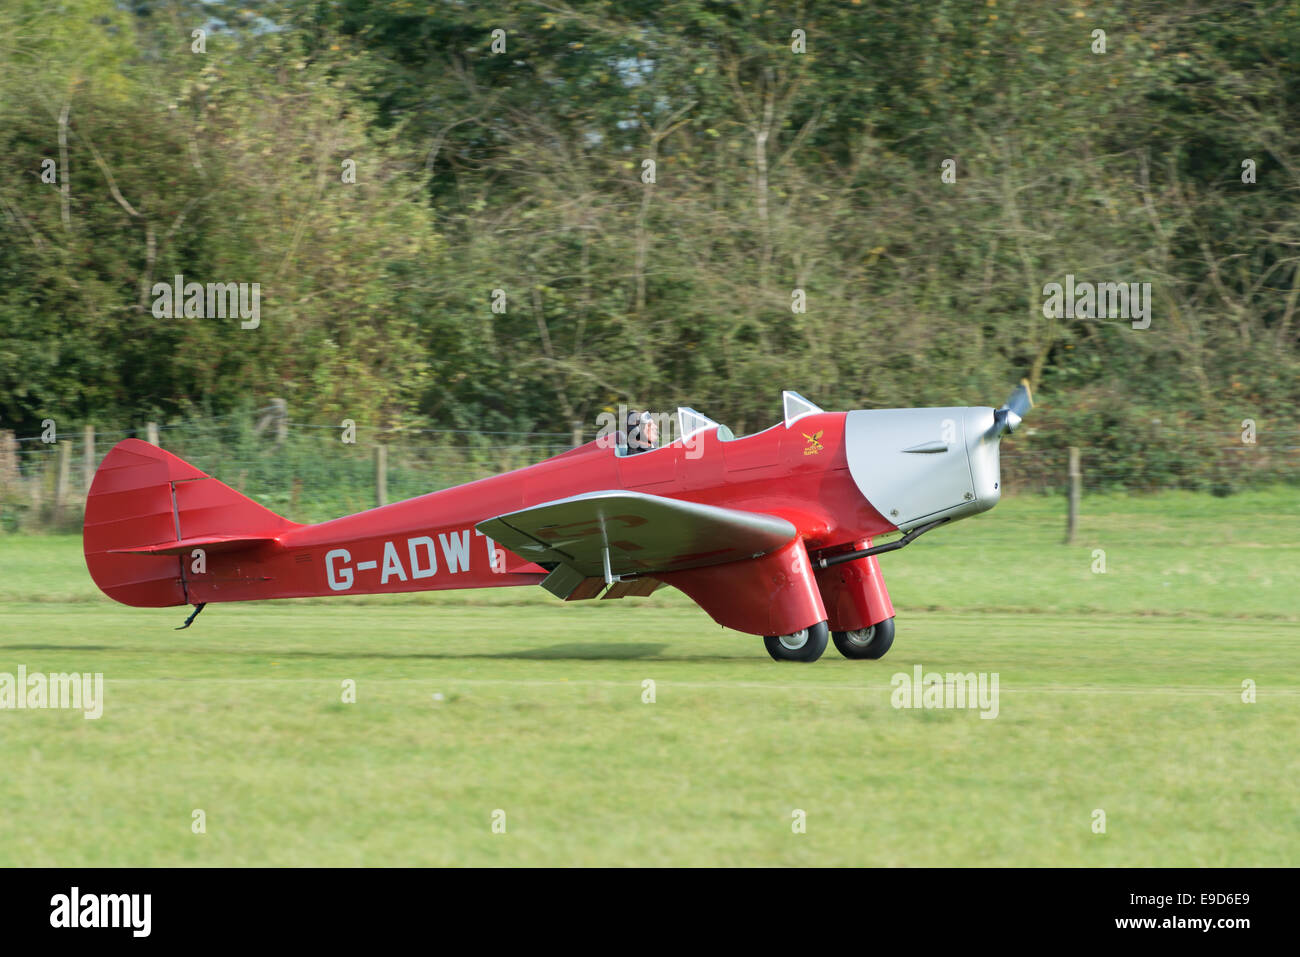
[625,410,658,454]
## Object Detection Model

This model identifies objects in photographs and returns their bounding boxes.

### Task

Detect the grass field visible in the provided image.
[0,490,1296,866]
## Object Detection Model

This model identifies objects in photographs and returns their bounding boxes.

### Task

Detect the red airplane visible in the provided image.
[83,385,1032,662]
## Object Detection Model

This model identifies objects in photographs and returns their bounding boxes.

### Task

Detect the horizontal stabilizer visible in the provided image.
[108,534,280,557]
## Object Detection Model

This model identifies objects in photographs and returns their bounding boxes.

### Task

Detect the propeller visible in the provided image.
[989,379,1034,438]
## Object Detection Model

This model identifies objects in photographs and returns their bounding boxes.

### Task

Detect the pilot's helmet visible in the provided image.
[626,410,655,450]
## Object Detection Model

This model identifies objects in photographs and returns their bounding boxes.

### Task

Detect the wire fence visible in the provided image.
[998,427,1300,495]
[2,410,1296,533]
[0,416,579,532]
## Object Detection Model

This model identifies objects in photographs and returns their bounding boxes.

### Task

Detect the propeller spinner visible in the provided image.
[990,379,1034,438]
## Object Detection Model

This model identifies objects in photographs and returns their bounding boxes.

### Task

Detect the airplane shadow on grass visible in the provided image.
[264,643,767,663]
[501,642,670,660]
[0,641,768,663]
[248,642,739,662]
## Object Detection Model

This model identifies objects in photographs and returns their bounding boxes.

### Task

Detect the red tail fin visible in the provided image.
[83,439,296,607]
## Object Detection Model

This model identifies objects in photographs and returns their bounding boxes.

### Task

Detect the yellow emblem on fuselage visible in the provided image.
[803,430,824,455]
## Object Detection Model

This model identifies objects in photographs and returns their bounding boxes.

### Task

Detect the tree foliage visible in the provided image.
[1,0,1296,485]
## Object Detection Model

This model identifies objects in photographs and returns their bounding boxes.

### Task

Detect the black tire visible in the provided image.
[832,617,896,660]
[763,621,829,662]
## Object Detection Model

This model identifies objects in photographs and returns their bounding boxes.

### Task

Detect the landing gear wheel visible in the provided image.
[763,621,829,662]
[832,617,895,660]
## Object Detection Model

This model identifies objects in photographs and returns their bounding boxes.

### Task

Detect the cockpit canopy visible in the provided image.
[616,391,825,454]
[679,392,823,439]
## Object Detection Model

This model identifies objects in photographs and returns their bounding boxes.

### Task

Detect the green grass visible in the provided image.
[0,489,1296,866]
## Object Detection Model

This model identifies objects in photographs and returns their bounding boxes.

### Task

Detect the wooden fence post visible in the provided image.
[55,440,71,510]
[273,398,288,444]
[0,430,17,489]
[256,398,289,444]
[1065,446,1080,544]
[375,445,387,508]
[82,424,95,496]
